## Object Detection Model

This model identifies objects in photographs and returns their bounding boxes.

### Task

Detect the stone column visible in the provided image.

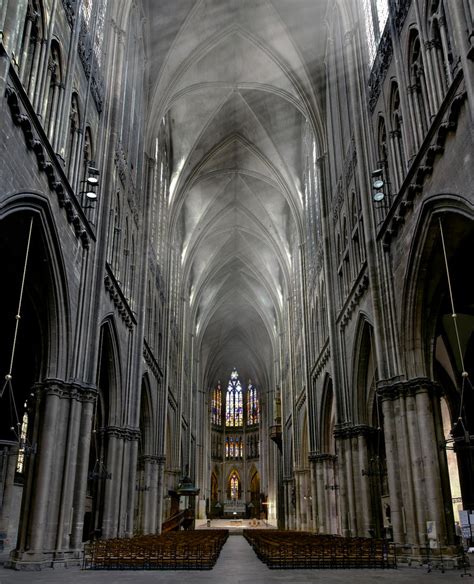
[405,391,426,542]
[101,428,121,539]
[356,430,373,537]
[425,40,443,107]
[416,387,448,543]
[140,456,152,534]
[334,433,349,536]
[0,441,19,556]
[124,430,139,538]
[153,456,166,533]
[18,6,34,82]
[378,378,454,551]
[27,381,63,556]
[311,453,338,534]
[70,387,96,550]
[294,470,303,530]
[308,453,319,532]
[447,0,474,121]
[54,386,83,557]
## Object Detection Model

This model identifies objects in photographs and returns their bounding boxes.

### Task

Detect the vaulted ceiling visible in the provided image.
[144,0,329,389]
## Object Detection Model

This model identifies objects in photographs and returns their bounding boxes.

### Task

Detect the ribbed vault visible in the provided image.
[144,0,328,390]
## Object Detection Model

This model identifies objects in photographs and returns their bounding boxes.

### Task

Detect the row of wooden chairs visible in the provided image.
[243,529,396,569]
[84,530,229,570]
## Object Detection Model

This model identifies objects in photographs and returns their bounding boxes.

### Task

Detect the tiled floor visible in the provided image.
[0,534,468,584]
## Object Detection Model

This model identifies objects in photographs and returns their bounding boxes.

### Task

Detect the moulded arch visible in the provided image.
[351,314,376,426]
[0,194,71,380]
[139,373,154,454]
[319,374,336,454]
[401,194,474,379]
[97,317,123,427]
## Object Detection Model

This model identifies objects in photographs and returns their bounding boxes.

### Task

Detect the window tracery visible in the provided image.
[229,471,240,500]
[363,0,389,66]
[16,409,29,474]
[211,382,222,425]
[247,381,259,425]
[225,369,243,427]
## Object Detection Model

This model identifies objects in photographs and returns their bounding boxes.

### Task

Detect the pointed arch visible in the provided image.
[97,317,123,426]
[139,374,153,455]
[0,195,71,380]
[227,468,241,500]
[389,80,407,191]
[401,195,474,379]
[0,202,71,452]
[352,315,377,425]
[320,375,336,454]
[407,29,431,145]
[19,0,46,102]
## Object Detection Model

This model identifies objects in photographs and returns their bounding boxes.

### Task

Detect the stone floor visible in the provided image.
[0,533,469,584]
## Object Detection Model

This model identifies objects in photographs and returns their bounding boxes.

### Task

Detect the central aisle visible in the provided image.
[211,534,271,581]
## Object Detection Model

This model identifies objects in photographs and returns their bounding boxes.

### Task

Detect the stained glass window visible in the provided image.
[80,0,108,68]
[226,369,243,427]
[363,0,389,66]
[247,381,259,425]
[230,471,239,500]
[211,382,222,425]
[16,410,29,474]
[225,437,244,459]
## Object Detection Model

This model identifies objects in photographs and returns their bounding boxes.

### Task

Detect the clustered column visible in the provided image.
[378,377,455,550]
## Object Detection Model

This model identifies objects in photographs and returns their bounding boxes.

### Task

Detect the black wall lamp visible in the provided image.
[371,168,385,202]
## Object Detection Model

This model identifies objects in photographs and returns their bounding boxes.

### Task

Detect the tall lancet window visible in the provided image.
[363,0,389,66]
[247,381,259,426]
[226,369,243,427]
[211,382,222,425]
[16,408,29,474]
[230,471,240,500]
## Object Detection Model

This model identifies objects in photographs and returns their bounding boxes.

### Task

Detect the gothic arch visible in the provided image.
[227,468,241,500]
[97,317,123,427]
[320,375,335,454]
[0,196,71,380]
[352,315,376,426]
[139,374,153,454]
[401,195,474,379]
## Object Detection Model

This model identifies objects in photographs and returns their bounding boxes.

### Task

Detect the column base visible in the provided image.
[394,543,466,569]
[4,549,83,570]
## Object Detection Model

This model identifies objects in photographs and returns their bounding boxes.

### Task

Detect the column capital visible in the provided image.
[141,454,166,465]
[33,379,99,402]
[333,424,376,439]
[308,452,337,463]
[377,376,442,401]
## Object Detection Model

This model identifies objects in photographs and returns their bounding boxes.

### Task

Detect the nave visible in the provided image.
[0,0,473,571]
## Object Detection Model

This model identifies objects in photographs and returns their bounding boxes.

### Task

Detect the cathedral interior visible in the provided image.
[0,0,473,573]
